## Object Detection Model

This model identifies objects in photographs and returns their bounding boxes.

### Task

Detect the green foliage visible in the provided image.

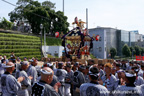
[47,54,54,58]
[0,33,39,39]
[140,47,144,56]
[43,37,62,46]
[110,47,117,58]
[90,54,95,59]
[0,33,41,60]
[122,44,131,57]
[9,0,69,35]
[0,17,13,30]
[134,46,141,55]
[129,46,136,56]
[0,37,40,42]
[42,1,56,9]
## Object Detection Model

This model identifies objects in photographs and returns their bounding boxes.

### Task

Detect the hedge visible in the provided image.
[0,41,41,45]
[0,33,39,39]
[0,49,40,53]
[1,52,41,57]
[0,45,40,49]
[0,33,42,60]
[45,37,62,46]
[0,37,40,42]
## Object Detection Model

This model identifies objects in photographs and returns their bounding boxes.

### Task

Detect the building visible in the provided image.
[89,27,118,59]
[89,27,143,59]
[42,46,64,58]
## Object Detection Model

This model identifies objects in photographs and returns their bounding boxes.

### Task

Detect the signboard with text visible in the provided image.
[136,56,144,61]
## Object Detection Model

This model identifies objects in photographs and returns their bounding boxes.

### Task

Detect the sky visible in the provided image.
[0,0,144,34]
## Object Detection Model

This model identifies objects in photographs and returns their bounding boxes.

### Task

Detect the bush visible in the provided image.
[90,54,95,59]
[0,49,40,53]
[110,47,117,59]
[0,37,40,42]
[0,17,13,30]
[0,33,40,39]
[0,41,41,46]
[44,37,62,46]
[122,44,131,57]
[134,46,141,56]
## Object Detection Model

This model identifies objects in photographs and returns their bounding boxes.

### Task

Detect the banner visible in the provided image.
[136,56,144,61]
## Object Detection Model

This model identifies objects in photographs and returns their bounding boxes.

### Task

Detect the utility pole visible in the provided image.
[86,8,88,35]
[44,28,46,57]
[63,0,64,14]
[40,24,43,59]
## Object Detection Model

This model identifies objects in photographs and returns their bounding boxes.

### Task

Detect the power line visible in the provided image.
[2,0,16,7]
[1,0,56,22]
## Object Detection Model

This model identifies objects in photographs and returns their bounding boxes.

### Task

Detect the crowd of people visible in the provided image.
[0,53,144,96]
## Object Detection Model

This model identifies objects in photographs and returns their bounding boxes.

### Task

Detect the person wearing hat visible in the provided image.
[115,63,121,79]
[16,61,32,96]
[97,63,105,80]
[137,64,144,78]
[99,63,117,95]
[22,61,37,95]
[83,65,90,83]
[126,62,134,70]
[131,66,144,86]
[10,52,16,63]
[56,62,67,96]
[1,55,8,64]
[72,65,86,96]
[65,63,74,96]
[113,70,143,96]
[1,62,24,96]
[140,64,144,79]
[0,59,6,93]
[72,62,79,72]
[32,67,60,96]
[31,59,41,77]
[23,57,27,61]
[114,69,126,88]
[80,66,109,96]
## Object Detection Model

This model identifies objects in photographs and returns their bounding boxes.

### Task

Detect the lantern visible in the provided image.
[95,35,100,41]
[55,32,59,38]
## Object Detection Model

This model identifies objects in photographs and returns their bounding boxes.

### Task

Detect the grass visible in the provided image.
[42,37,62,46]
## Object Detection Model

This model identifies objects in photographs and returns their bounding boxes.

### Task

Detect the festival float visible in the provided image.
[61,17,94,60]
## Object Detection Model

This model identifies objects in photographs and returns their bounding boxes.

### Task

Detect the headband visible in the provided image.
[125,72,136,77]
[47,63,53,67]
[3,64,15,68]
[89,70,99,77]
[40,69,52,75]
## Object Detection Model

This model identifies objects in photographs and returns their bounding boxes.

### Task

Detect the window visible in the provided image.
[99,47,102,52]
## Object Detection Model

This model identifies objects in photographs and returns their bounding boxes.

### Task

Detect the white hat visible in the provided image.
[40,69,52,75]
[3,63,15,68]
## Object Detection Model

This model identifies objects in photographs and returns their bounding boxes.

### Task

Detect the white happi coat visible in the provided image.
[1,72,21,96]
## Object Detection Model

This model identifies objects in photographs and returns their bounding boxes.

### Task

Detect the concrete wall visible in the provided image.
[89,28,107,59]
[42,46,64,58]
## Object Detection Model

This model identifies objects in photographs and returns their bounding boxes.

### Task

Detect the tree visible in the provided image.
[9,0,32,22]
[42,1,56,9]
[9,0,69,35]
[134,46,141,56]
[0,17,13,30]
[122,44,131,57]
[141,47,144,56]
[110,47,117,59]
[129,46,136,56]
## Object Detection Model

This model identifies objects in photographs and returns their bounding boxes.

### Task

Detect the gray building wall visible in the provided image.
[89,28,107,59]
[105,28,117,56]
[89,27,143,59]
